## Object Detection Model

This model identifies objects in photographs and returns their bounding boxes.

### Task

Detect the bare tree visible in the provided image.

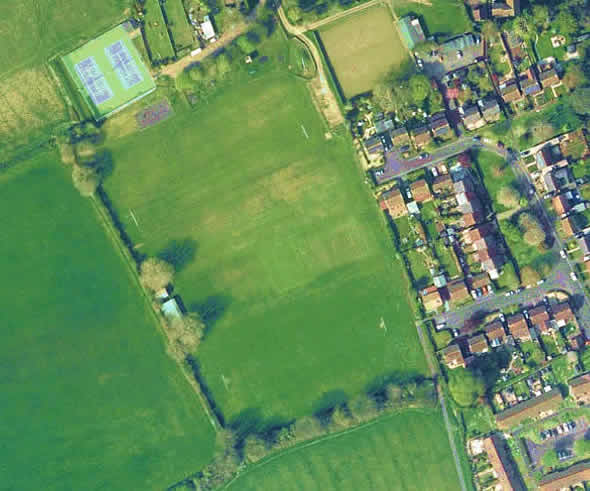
[71,164,99,197]
[140,257,174,292]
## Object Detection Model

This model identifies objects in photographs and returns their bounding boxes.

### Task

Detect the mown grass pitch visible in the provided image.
[0,152,215,490]
[318,5,408,98]
[102,66,426,423]
[62,24,155,119]
[227,408,461,490]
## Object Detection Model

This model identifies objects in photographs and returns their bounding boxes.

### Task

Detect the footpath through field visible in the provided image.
[302,0,382,31]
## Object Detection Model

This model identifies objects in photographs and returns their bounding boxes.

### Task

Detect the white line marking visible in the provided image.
[129,209,140,229]
[301,124,309,139]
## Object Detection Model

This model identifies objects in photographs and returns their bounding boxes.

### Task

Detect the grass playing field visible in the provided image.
[393,0,472,38]
[225,408,461,490]
[61,25,155,119]
[101,38,426,424]
[318,5,409,98]
[0,151,215,490]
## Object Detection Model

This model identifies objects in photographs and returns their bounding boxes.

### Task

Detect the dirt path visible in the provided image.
[160,2,265,78]
[277,6,344,127]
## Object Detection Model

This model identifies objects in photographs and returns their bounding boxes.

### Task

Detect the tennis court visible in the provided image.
[62,25,155,119]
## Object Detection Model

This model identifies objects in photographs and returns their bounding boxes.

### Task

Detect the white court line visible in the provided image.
[301,124,309,139]
[129,209,140,229]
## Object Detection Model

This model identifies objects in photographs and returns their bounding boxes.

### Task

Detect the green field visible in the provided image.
[393,0,472,37]
[226,408,461,490]
[102,65,426,423]
[0,152,215,489]
[62,25,156,119]
[319,6,409,98]
[144,0,176,62]
[164,0,194,51]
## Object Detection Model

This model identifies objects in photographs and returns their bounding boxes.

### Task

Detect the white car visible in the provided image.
[571,272,578,281]
[560,249,567,259]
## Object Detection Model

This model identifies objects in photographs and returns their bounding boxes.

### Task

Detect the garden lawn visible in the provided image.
[393,0,471,37]
[102,71,426,423]
[406,247,432,288]
[226,408,460,491]
[163,0,194,51]
[318,5,409,98]
[143,0,175,62]
[0,151,215,490]
[473,149,517,214]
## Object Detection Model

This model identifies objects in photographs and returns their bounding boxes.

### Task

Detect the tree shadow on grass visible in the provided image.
[157,238,198,272]
[229,408,292,444]
[189,294,232,335]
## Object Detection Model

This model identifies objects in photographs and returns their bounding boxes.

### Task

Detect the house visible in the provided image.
[539,67,560,88]
[499,79,522,103]
[570,374,590,405]
[200,15,216,41]
[364,135,384,155]
[560,216,576,238]
[447,279,470,304]
[375,118,394,134]
[579,235,590,256]
[507,313,530,341]
[535,146,559,169]
[552,194,571,215]
[421,286,443,312]
[162,298,182,319]
[412,125,432,148]
[460,212,485,229]
[496,388,562,430]
[485,321,506,347]
[430,112,452,139]
[462,105,485,130]
[442,344,466,369]
[390,127,410,147]
[457,192,483,215]
[483,435,524,491]
[491,0,519,18]
[410,179,432,203]
[552,302,576,327]
[539,461,590,491]
[463,223,494,244]
[454,177,475,195]
[432,174,454,194]
[380,188,407,218]
[398,16,426,49]
[471,3,488,21]
[473,235,499,253]
[529,305,550,329]
[468,334,489,354]
[518,68,542,97]
[470,273,491,291]
[482,255,505,278]
[479,97,501,123]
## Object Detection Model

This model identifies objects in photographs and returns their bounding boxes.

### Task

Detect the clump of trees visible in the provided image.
[519,212,545,247]
[140,257,174,292]
[174,378,437,490]
[497,186,520,209]
[71,164,101,197]
[166,315,205,361]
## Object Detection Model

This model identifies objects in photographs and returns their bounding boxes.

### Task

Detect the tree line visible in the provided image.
[171,378,438,490]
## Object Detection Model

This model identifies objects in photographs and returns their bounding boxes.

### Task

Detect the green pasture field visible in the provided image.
[0,0,128,78]
[61,25,155,120]
[164,0,194,51]
[143,0,176,62]
[318,5,409,98]
[226,408,461,491]
[393,0,472,38]
[473,149,517,214]
[0,152,215,489]
[102,69,427,422]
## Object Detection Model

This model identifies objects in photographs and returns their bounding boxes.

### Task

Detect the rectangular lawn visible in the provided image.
[318,5,409,98]
[102,72,427,423]
[225,408,461,491]
[0,152,215,490]
[393,0,472,37]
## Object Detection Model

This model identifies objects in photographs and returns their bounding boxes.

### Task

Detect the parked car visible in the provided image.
[571,271,578,281]
[452,328,460,338]
[560,249,567,259]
